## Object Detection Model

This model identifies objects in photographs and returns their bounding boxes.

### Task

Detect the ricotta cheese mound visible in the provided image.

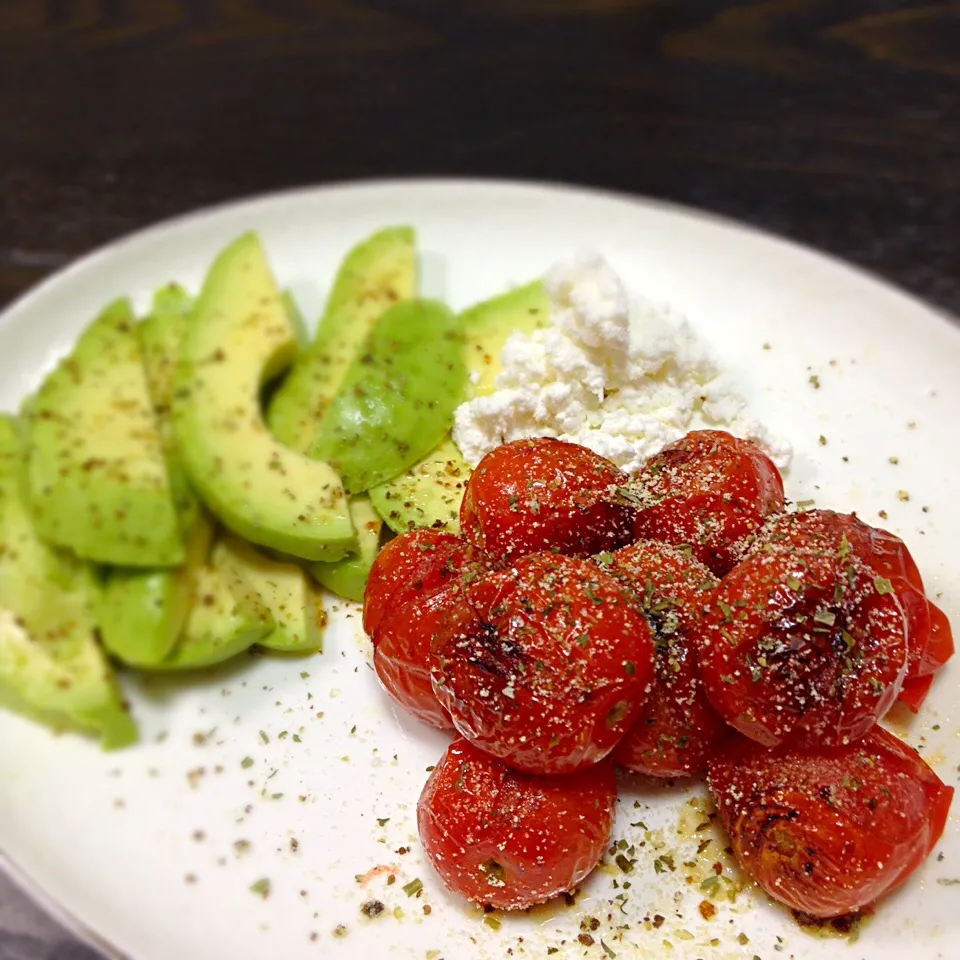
[452,252,792,475]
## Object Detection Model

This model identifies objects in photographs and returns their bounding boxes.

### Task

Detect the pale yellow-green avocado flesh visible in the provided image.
[174,233,355,562]
[26,298,183,567]
[0,415,136,749]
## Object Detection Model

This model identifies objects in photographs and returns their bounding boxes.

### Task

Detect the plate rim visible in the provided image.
[0,847,128,959]
[3,176,958,340]
[1,176,958,959]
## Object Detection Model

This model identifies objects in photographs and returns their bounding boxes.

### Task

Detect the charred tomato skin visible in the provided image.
[626,430,785,576]
[432,552,655,774]
[601,541,727,777]
[459,437,636,560]
[699,513,908,748]
[736,510,953,712]
[364,530,497,729]
[418,737,617,910]
[783,511,953,682]
[707,727,954,918]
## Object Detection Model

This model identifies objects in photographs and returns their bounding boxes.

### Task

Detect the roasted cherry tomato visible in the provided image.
[708,727,954,918]
[741,510,954,708]
[459,438,636,560]
[699,513,907,747]
[418,737,617,909]
[803,512,954,682]
[363,530,497,729]
[624,430,785,576]
[431,552,655,774]
[600,541,727,777]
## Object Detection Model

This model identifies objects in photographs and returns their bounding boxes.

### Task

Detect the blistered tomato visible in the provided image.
[459,437,635,560]
[418,738,617,909]
[432,552,654,774]
[698,512,908,748]
[363,530,497,729]
[601,541,727,777]
[624,430,785,576]
[708,727,953,918]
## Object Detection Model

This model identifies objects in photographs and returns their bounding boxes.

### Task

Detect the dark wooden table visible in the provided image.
[1,0,959,956]
[2,0,960,316]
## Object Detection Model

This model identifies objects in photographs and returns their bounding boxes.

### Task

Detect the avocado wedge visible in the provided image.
[98,511,214,667]
[98,287,213,666]
[153,541,274,671]
[309,299,466,494]
[26,297,184,567]
[460,280,550,394]
[368,437,470,536]
[268,226,416,451]
[271,229,417,601]
[309,496,383,602]
[0,416,136,749]
[138,283,198,530]
[215,535,325,653]
[173,233,356,562]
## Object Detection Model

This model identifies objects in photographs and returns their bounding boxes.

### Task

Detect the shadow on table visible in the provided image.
[0,932,103,960]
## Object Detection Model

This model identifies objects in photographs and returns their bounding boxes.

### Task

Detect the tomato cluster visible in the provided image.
[363,432,954,920]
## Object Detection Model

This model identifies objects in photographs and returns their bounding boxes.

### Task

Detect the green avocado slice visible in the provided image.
[368,281,550,534]
[215,535,325,653]
[267,226,416,452]
[0,415,137,749]
[98,511,214,667]
[272,228,417,601]
[173,232,356,562]
[98,286,212,666]
[152,542,273,671]
[309,299,466,494]
[309,496,383,602]
[368,437,470,536]
[138,283,198,530]
[26,297,184,567]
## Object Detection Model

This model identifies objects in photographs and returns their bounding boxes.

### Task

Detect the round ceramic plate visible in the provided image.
[0,180,957,960]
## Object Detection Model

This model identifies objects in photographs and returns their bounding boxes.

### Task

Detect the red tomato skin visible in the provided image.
[816,515,949,680]
[418,738,617,909]
[601,541,727,777]
[364,530,497,729]
[363,530,492,637]
[699,515,908,748]
[708,727,954,918]
[897,673,935,714]
[920,600,954,677]
[459,438,636,560]
[373,590,459,729]
[627,431,785,576]
[748,511,953,684]
[894,601,953,712]
[432,553,655,775]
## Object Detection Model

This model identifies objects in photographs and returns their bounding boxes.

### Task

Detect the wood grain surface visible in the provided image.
[1,1,958,314]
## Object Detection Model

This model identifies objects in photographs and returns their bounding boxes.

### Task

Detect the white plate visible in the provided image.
[0,179,958,960]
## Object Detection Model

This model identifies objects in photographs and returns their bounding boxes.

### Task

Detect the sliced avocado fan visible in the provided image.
[268,226,417,451]
[174,233,356,562]
[25,297,184,567]
[0,415,137,749]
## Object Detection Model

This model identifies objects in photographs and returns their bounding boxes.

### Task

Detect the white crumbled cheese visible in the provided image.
[452,251,792,474]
